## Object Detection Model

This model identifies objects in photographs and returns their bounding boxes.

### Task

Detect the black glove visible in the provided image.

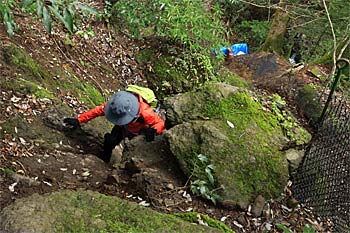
[63,118,80,129]
[140,127,157,142]
[135,116,145,123]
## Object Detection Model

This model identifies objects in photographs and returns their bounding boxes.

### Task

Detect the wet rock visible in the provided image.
[286,149,304,176]
[237,214,248,226]
[286,197,299,209]
[110,145,123,167]
[125,157,144,175]
[252,195,265,217]
[105,171,120,185]
[262,203,271,219]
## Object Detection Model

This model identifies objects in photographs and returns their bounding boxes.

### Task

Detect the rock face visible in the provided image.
[164,82,308,208]
[0,190,221,233]
[117,135,189,208]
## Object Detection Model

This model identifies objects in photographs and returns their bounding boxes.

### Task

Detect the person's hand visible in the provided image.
[140,127,157,142]
[63,118,80,129]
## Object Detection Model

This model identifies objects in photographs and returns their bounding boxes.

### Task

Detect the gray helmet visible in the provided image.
[104,91,139,125]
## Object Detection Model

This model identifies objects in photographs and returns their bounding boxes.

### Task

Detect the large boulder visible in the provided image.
[0,190,221,233]
[164,82,310,208]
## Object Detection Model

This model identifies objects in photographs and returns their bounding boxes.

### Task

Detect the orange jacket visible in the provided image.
[78,94,165,135]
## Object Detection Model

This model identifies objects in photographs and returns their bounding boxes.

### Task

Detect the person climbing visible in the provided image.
[63,90,165,163]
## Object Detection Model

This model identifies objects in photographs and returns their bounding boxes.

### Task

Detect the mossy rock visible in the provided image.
[136,47,209,99]
[0,190,222,232]
[215,67,250,89]
[0,42,116,155]
[164,83,310,206]
[296,84,323,126]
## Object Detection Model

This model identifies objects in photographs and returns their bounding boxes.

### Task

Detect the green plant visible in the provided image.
[233,20,270,52]
[98,0,112,24]
[113,0,226,47]
[75,27,95,40]
[0,0,18,37]
[26,0,99,34]
[190,154,221,204]
[112,0,227,77]
[276,223,316,233]
[0,167,15,176]
[1,0,99,37]
[270,94,310,145]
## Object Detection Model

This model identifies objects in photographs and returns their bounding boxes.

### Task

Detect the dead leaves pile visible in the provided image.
[0,90,52,158]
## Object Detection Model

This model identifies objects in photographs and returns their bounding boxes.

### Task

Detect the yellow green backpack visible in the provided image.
[126,85,158,109]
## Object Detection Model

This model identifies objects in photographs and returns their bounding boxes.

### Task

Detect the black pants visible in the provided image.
[100,125,127,163]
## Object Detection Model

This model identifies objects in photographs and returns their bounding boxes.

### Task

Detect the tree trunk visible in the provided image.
[262,0,289,56]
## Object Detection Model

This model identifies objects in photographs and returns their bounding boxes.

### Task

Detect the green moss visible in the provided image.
[4,45,45,81]
[19,79,55,99]
[136,48,155,64]
[216,68,250,89]
[202,91,280,136]
[47,191,218,232]
[77,81,105,107]
[269,94,311,145]
[296,84,323,125]
[211,137,285,200]
[136,47,210,99]
[173,212,234,233]
[3,44,104,108]
[153,56,185,92]
[167,84,289,203]
[1,77,55,100]
[0,167,15,176]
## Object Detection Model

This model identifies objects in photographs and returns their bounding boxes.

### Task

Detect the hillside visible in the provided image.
[0,1,335,232]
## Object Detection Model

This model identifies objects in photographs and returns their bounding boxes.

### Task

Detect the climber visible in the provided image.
[63,90,165,163]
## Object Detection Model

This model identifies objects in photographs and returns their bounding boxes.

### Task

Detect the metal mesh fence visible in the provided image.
[293,95,350,232]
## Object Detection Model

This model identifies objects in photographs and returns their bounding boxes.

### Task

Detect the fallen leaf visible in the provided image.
[43,181,52,186]
[10,96,21,103]
[139,201,150,207]
[81,171,90,177]
[227,120,235,128]
[19,137,26,145]
[234,220,243,228]
[9,182,18,192]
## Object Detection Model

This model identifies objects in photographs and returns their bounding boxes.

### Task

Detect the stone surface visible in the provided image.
[251,195,266,217]
[164,83,294,207]
[286,148,305,175]
[0,190,220,232]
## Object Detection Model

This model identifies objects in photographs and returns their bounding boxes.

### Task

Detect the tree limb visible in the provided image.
[322,0,337,78]
[337,36,350,60]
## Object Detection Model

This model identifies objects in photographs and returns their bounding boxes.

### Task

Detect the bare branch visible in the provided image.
[337,37,350,60]
[322,0,337,78]
[235,0,276,9]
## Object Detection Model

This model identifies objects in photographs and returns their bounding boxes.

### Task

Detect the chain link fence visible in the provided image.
[293,60,350,232]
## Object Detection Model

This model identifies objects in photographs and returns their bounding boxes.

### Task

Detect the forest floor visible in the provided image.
[0,2,334,232]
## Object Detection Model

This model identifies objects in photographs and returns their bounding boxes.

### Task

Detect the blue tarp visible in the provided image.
[231,43,248,55]
[213,43,248,57]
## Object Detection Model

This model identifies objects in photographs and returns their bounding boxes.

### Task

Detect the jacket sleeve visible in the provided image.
[78,102,107,124]
[141,102,165,134]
